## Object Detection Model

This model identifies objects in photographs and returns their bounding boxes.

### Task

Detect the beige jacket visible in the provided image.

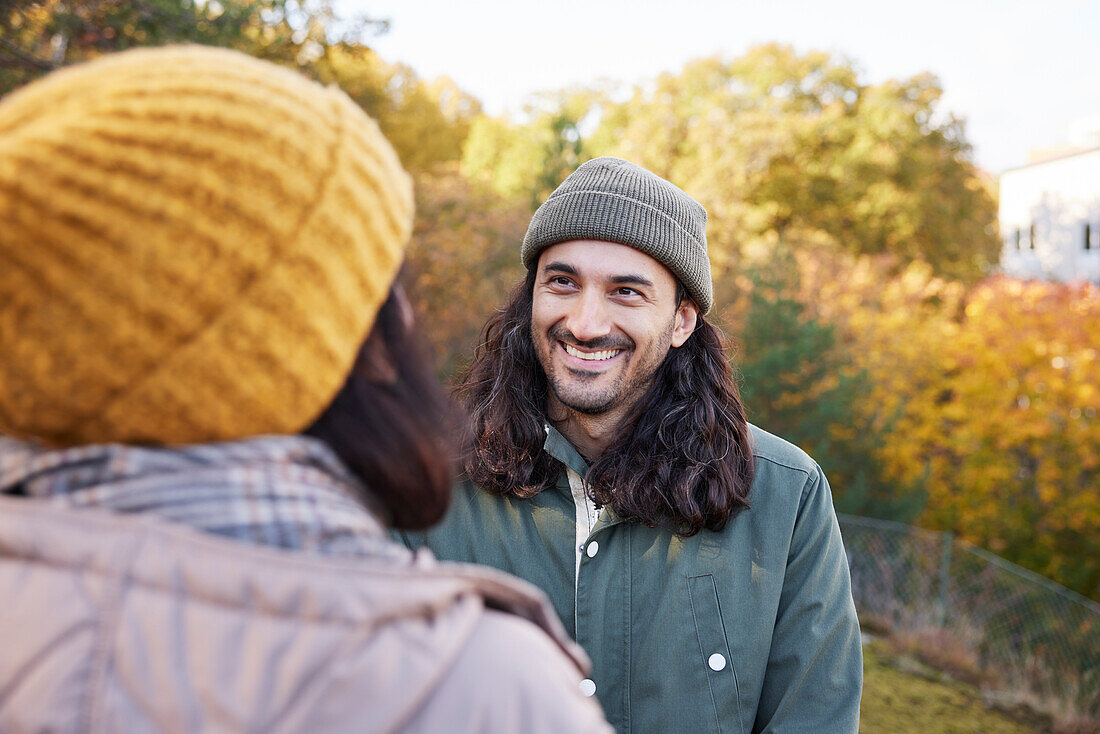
[0,496,612,733]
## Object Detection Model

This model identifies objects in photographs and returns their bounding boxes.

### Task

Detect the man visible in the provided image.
[406,157,863,733]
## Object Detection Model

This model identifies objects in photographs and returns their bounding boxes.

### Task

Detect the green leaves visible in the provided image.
[463,44,999,284]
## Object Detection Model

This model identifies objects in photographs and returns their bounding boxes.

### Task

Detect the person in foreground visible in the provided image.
[0,46,611,733]
[405,157,864,733]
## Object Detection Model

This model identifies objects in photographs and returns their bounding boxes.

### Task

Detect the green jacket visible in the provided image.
[403,424,862,733]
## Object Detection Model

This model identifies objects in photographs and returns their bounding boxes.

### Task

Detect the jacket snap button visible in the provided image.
[580,678,597,697]
[708,653,727,671]
[586,541,599,558]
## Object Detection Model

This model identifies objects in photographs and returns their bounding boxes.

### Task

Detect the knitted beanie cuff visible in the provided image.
[523,190,713,313]
[520,157,713,314]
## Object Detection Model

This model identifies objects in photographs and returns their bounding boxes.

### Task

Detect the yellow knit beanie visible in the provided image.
[0,45,414,447]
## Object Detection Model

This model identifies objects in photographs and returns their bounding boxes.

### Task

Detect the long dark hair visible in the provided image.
[458,271,755,536]
[306,284,459,530]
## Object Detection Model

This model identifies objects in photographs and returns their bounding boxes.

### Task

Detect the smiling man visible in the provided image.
[532,239,699,457]
[405,157,863,733]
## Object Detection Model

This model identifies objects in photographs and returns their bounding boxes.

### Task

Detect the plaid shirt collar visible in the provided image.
[0,434,403,560]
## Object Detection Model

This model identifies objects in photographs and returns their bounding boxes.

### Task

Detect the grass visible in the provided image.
[860,638,1058,734]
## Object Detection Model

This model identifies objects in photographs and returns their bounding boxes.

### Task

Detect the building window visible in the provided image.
[1029,224,1036,250]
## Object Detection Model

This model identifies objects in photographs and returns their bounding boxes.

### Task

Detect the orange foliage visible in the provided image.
[402,169,529,378]
[798,251,1100,599]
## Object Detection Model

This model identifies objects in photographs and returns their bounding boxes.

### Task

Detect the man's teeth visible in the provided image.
[564,344,621,361]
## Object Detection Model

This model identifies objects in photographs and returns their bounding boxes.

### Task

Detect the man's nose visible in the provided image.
[565,291,613,343]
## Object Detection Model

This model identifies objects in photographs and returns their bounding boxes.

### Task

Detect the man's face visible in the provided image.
[531,239,699,417]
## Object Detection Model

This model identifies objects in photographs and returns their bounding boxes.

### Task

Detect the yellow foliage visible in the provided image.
[796,249,1100,599]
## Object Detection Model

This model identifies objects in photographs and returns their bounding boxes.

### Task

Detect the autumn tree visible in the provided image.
[922,278,1100,599]
[730,243,926,521]
[592,46,999,282]
[460,89,598,207]
[400,170,529,378]
[797,251,1100,600]
[0,1,476,171]
[0,0,377,89]
[461,45,999,283]
[309,47,481,173]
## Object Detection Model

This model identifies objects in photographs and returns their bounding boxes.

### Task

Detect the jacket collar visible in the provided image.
[542,423,625,531]
[542,423,590,479]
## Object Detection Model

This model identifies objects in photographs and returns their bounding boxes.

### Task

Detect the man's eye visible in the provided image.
[550,277,573,287]
[616,287,639,297]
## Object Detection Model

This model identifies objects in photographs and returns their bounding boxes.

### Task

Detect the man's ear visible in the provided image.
[671,299,699,348]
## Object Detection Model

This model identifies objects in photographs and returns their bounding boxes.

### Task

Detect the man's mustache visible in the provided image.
[546,324,633,352]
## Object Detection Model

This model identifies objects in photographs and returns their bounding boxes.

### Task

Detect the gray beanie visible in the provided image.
[521,157,713,314]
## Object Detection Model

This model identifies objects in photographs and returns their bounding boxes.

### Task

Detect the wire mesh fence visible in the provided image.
[838,513,1100,723]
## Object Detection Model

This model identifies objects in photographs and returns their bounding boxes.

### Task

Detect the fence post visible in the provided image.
[938,530,953,628]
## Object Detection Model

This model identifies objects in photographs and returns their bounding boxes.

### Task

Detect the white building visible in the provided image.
[999,146,1100,284]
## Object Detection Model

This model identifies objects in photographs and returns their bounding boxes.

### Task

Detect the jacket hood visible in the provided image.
[0,495,591,731]
[0,434,592,732]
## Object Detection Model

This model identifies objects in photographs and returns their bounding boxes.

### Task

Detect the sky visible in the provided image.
[339,0,1100,175]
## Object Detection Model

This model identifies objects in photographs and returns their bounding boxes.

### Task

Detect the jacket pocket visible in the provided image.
[687,573,744,734]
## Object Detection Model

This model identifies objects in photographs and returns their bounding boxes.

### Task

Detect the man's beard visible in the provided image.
[538,321,673,416]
